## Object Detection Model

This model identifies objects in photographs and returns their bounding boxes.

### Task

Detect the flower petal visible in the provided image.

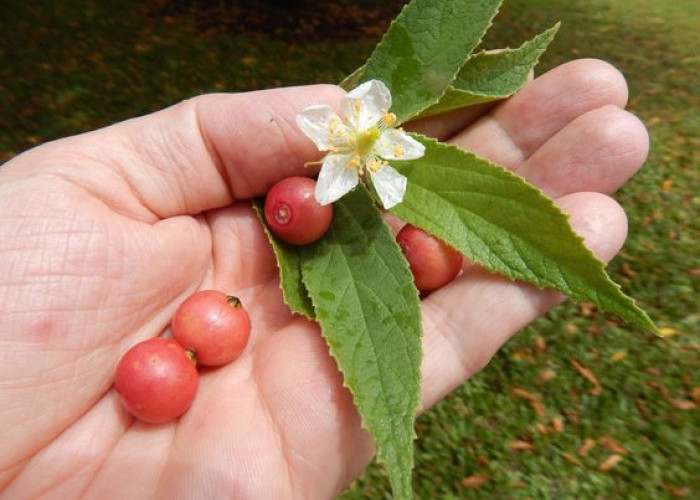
[315,153,359,205]
[297,105,343,151]
[343,79,391,131]
[370,165,407,209]
[375,129,426,160]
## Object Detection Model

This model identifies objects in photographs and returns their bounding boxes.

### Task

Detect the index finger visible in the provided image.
[3,85,345,221]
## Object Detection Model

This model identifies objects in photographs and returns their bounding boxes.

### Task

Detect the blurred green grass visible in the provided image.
[1,0,697,498]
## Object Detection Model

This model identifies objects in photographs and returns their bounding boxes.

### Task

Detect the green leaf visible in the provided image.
[355,0,503,123]
[300,186,422,499]
[252,200,315,319]
[339,65,363,91]
[391,136,657,333]
[418,24,560,118]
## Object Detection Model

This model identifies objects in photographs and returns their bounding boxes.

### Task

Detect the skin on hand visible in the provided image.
[0,59,647,499]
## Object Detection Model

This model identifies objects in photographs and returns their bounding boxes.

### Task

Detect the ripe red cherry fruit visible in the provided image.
[172,290,251,367]
[264,176,333,245]
[114,337,198,423]
[396,224,463,293]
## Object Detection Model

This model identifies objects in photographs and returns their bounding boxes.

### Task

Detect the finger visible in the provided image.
[450,59,629,169]
[516,105,649,198]
[5,85,345,220]
[1,393,128,498]
[204,203,279,289]
[405,68,537,141]
[419,191,627,409]
[203,203,306,340]
[406,100,500,140]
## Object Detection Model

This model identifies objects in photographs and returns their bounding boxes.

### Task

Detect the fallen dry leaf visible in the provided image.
[635,397,652,419]
[587,324,603,337]
[598,454,623,471]
[580,302,596,316]
[551,417,564,433]
[649,381,668,395]
[461,473,489,489]
[649,382,697,409]
[512,387,545,416]
[510,349,535,362]
[561,452,582,466]
[662,484,691,497]
[619,263,636,277]
[537,369,557,384]
[598,437,628,455]
[569,388,580,401]
[669,398,696,410]
[610,350,628,362]
[509,440,536,453]
[562,408,580,425]
[578,438,596,457]
[691,387,700,403]
[659,327,678,337]
[570,359,602,395]
[534,336,547,353]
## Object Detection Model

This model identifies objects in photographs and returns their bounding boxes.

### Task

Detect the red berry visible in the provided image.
[114,338,198,423]
[264,177,333,245]
[396,224,463,293]
[172,290,251,367]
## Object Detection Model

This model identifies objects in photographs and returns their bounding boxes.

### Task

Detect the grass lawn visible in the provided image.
[1,0,697,498]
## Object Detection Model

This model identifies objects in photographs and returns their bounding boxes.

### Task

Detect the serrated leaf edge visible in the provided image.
[299,187,421,500]
[453,22,560,93]
[355,0,505,125]
[417,23,560,118]
[251,200,315,320]
[394,134,658,333]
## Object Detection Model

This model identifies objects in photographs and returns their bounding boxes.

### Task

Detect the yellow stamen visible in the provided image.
[329,116,343,137]
[368,159,386,173]
[393,145,405,158]
[382,112,397,127]
[352,101,362,116]
[347,156,361,170]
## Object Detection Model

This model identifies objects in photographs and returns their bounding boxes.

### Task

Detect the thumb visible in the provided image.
[7,85,344,219]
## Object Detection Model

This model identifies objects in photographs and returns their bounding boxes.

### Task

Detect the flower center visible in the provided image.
[355,126,380,157]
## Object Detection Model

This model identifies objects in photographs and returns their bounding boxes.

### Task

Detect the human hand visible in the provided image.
[0,59,648,499]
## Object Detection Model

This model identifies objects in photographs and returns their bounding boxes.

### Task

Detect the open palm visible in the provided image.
[0,60,648,499]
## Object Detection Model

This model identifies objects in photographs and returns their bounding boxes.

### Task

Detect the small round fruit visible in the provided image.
[396,224,463,293]
[264,176,333,245]
[114,337,198,423]
[172,290,251,367]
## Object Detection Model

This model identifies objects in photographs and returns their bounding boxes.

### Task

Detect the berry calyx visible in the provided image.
[264,177,333,245]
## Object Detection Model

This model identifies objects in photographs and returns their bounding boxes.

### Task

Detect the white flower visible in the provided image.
[296,79,425,209]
